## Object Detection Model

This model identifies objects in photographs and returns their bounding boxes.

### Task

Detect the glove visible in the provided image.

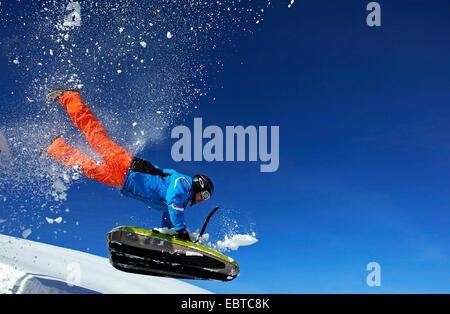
[175,229,191,241]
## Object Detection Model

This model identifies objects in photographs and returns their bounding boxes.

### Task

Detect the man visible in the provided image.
[41,89,214,241]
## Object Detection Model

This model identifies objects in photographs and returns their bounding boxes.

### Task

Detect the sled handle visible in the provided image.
[195,207,219,243]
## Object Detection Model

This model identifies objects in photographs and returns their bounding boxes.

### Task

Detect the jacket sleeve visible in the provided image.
[166,177,191,231]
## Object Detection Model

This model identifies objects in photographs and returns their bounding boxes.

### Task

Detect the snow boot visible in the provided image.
[40,135,62,158]
[46,89,70,102]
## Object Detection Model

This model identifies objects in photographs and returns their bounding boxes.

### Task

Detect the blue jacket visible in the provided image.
[120,160,193,231]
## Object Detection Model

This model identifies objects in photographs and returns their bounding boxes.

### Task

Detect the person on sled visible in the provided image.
[41,89,214,242]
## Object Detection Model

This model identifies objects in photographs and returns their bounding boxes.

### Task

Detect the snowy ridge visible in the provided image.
[0,234,211,294]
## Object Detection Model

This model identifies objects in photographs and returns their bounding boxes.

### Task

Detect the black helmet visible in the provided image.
[192,174,214,201]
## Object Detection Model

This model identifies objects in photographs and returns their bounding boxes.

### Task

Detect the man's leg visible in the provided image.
[56,91,132,186]
[161,211,174,229]
[48,137,124,187]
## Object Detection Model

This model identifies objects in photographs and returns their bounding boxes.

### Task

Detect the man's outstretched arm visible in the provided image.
[166,176,192,232]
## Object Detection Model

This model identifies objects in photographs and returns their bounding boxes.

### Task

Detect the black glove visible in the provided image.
[175,229,191,241]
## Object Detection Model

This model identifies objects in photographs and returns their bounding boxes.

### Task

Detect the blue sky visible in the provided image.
[1,0,450,293]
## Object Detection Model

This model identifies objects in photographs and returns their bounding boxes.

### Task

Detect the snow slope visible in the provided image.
[0,234,211,294]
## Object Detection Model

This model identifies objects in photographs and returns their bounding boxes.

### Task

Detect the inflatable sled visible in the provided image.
[107,226,240,281]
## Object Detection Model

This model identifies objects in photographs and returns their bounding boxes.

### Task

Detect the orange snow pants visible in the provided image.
[48,91,133,188]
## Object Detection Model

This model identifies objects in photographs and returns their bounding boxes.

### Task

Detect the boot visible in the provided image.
[40,135,62,158]
[46,89,71,102]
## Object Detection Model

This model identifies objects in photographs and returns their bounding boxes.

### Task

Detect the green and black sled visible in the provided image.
[107,226,240,281]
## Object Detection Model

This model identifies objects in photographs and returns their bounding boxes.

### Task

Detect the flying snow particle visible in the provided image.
[72,172,80,180]
[52,179,67,193]
[216,234,258,251]
[46,217,63,224]
[166,32,173,39]
[22,229,32,239]
[140,41,147,48]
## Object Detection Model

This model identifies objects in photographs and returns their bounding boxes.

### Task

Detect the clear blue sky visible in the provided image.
[1,0,450,293]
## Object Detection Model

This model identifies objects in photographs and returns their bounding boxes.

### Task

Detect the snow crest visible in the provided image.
[216,234,258,251]
[0,234,211,294]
